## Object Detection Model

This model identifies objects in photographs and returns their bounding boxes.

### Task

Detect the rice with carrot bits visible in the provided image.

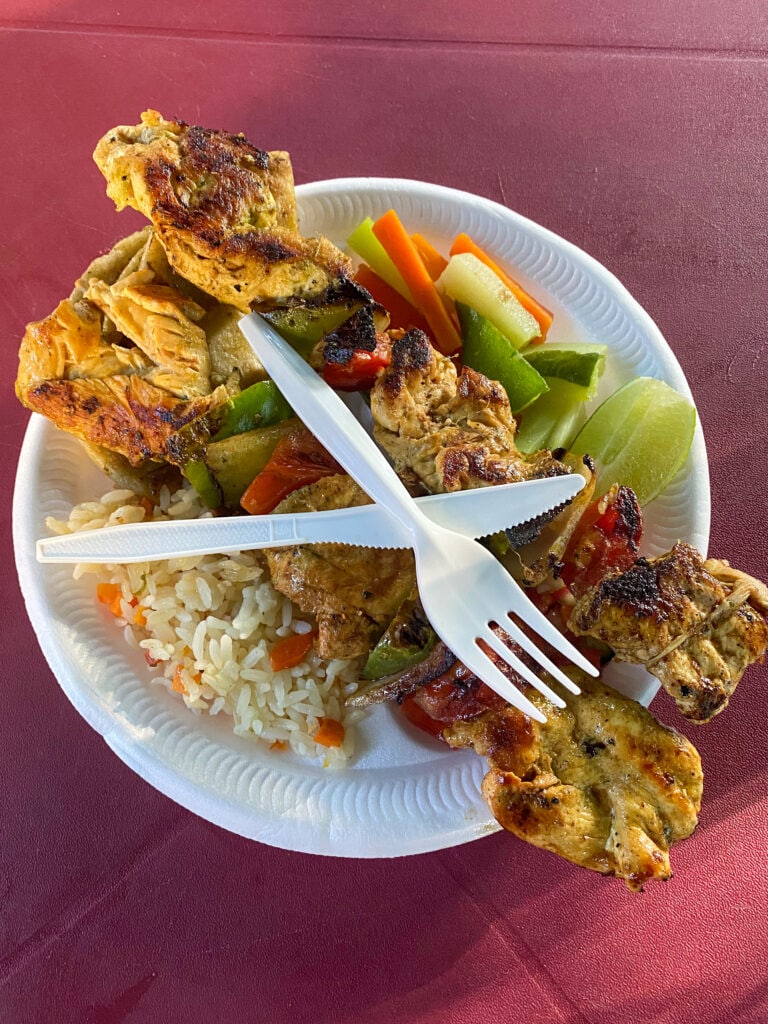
[46,485,364,766]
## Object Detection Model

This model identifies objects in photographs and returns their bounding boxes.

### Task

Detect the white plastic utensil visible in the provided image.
[36,475,583,564]
[239,313,599,724]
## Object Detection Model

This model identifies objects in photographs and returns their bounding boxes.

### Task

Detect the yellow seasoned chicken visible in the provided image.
[569,542,768,722]
[371,328,565,493]
[445,673,703,890]
[16,229,230,472]
[84,270,212,397]
[94,110,352,311]
[265,476,415,659]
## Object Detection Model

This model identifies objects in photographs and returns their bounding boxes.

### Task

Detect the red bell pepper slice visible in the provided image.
[240,425,342,515]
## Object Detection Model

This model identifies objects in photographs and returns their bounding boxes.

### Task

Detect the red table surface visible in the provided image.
[2,4,767,1022]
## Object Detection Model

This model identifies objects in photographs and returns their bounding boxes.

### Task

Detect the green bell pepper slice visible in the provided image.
[211,380,293,442]
[262,303,364,359]
[182,459,223,510]
[361,592,436,681]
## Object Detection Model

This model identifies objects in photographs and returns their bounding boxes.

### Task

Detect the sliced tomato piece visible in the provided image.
[322,335,392,391]
[399,695,446,738]
[240,425,342,515]
[559,484,643,599]
[412,673,507,724]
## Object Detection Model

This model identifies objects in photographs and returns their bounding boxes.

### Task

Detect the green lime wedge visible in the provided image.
[457,303,548,413]
[570,377,696,505]
[515,377,589,453]
[522,343,607,400]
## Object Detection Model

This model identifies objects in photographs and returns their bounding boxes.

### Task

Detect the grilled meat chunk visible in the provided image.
[94,110,352,311]
[16,231,230,470]
[16,232,155,397]
[16,294,152,393]
[265,476,415,659]
[445,673,702,890]
[23,374,224,468]
[346,639,457,708]
[569,542,768,722]
[370,328,565,493]
[84,270,212,397]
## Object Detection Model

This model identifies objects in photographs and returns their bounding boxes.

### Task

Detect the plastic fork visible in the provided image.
[239,313,599,724]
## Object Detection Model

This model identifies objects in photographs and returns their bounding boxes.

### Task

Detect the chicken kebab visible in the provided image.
[16,110,768,890]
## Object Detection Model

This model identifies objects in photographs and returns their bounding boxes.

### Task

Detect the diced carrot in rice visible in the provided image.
[67,483,359,764]
[269,631,315,671]
[96,582,124,617]
[314,718,345,748]
[172,665,188,695]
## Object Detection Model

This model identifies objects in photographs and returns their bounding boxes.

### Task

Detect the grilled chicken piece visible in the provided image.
[370,328,565,493]
[23,374,224,467]
[84,270,212,397]
[93,110,352,311]
[445,673,702,890]
[16,230,229,470]
[265,476,415,659]
[569,542,768,722]
[16,293,153,393]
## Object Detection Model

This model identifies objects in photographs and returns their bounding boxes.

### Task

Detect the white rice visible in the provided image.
[47,484,365,766]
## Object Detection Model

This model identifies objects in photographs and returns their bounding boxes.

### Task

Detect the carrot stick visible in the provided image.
[410,233,448,280]
[354,264,431,335]
[313,717,345,748]
[449,233,553,340]
[269,631,315,671]
[372,210,462,355]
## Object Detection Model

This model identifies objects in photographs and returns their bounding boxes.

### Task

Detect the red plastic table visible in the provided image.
[2,4,767,1022]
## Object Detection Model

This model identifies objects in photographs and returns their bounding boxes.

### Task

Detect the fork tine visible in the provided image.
[455,643,548,723]
[506,592,599,677]
[478,626,567,709]
[500,616,582,696]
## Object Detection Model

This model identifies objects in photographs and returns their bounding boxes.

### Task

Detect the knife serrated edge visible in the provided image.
[36,475,584,564]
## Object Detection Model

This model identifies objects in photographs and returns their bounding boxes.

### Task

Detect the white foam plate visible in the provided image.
[13,179,710,856]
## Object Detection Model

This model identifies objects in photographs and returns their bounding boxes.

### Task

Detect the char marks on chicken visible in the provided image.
[15,228,233,479]
[265,476,415,660]
[93,110,352,311]
[370,328,566,493]
[569,542,768,722]
[445,672,702,890]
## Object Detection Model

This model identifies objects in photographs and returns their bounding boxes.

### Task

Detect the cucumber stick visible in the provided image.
[515,377,589,453]
[522,343,607,400]
[456,303,548,413]
[438,253,541,349]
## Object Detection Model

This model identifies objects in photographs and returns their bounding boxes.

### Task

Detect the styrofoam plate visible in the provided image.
[13,179,710,856]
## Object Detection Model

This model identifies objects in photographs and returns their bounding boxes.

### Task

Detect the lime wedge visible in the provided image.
[570,377,696,505]
[457,303,548,413]
[522,343,607,400]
